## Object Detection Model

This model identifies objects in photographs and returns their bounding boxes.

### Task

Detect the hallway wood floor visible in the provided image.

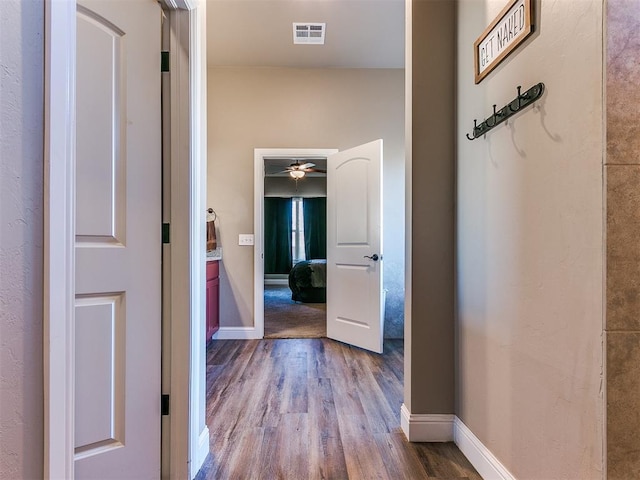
[196,338,481,480]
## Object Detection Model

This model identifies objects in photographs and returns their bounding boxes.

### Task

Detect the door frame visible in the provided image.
[253,148,337,339]
[44,2,76,477]
[43,1,208,478]
[165,5,210,480]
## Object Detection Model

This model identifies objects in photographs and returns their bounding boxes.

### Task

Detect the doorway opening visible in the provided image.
[263,159,328,338]
[203,141,400,478]
[253,148,338,339]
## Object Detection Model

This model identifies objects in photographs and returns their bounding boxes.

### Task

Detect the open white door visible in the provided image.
[74,0,162,477]
[326,140,384,353]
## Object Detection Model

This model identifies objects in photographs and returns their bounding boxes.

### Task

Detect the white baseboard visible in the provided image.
[400,404,454,442]
[264,274,288,286]
[399,406,516,480]
[190,426,210,479]
[453,417,516,480]
[264,279,289,286]
[212,326,262,340]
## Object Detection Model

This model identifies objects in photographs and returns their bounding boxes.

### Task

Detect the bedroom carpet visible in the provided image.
[264,285,326,338]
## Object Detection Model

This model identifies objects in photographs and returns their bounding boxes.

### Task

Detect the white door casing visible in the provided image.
[326,140,384,353]
[74,1,162,477]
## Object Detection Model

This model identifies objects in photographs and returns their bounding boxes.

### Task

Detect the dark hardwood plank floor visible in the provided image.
[196,339,482,480]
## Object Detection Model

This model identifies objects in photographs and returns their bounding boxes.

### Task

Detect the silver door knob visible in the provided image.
[363,254,379,261]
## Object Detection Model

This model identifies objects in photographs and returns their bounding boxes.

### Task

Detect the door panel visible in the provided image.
[75,0,162,477]
[335,159,369,243]
[327,140,384,353]
[76,6,126,242]
[74,294,125,457]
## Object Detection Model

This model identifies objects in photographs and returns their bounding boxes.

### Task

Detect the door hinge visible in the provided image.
[162,223,170,244]
[161,394,170,415]
[161,51,170,72]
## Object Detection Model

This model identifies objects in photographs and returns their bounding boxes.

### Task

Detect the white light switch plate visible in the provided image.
[238,234,254,246]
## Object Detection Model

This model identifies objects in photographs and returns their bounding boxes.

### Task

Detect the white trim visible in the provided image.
[254,150,265,339]
[189,3,210,478]
[454,417,517,480]
[253,148,338,341]
[213,326,263,340]
[44,1,76,478]
[400,404,454,442]
[264,275,289,286]
[196,426,211,476]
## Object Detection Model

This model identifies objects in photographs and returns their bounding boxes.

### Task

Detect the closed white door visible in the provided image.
[75,1,162,477]
[326,140,384,353]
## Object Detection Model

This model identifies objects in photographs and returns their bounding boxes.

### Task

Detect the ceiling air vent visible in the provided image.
[293,23,326,45]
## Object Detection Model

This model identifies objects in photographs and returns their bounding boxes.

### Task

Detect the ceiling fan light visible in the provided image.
[289,170,305,179]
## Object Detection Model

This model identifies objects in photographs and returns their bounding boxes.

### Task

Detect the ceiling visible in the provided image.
[264,157,327,177]
[206,0,405,69]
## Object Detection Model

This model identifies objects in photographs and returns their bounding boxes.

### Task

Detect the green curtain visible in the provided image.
[264,197,293,274]
[303,197,326,260]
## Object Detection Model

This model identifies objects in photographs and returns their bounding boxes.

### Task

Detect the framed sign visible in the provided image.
[474,0,534,84]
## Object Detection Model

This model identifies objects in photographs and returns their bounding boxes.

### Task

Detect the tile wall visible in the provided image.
[606,0,640,477]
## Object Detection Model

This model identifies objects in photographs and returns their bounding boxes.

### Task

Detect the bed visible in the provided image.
[288,259,326,303]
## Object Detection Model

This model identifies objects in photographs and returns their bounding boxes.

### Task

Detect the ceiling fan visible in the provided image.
[277,159,326,179]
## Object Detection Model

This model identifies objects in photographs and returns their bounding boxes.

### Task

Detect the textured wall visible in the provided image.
[606,0,640,477]
[208,67,405,338]
[456,0,603,477]
[0,1,44,478]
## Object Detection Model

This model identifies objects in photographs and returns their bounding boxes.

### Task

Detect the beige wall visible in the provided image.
[0,1,44,478]
[405,0,457,414]
[264,176,326,198]
[207,67,405,335]
[456,0,603,478]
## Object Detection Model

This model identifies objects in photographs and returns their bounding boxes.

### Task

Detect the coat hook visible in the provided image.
[466,119,478,140]
[509,86,523,113]
[485,105,498,127]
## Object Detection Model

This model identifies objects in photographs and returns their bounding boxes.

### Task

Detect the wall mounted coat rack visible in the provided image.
[466,82,545,140]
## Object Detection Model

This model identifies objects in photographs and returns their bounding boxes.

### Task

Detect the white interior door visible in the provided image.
[75,1,162,477]
[326,140,384,353]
